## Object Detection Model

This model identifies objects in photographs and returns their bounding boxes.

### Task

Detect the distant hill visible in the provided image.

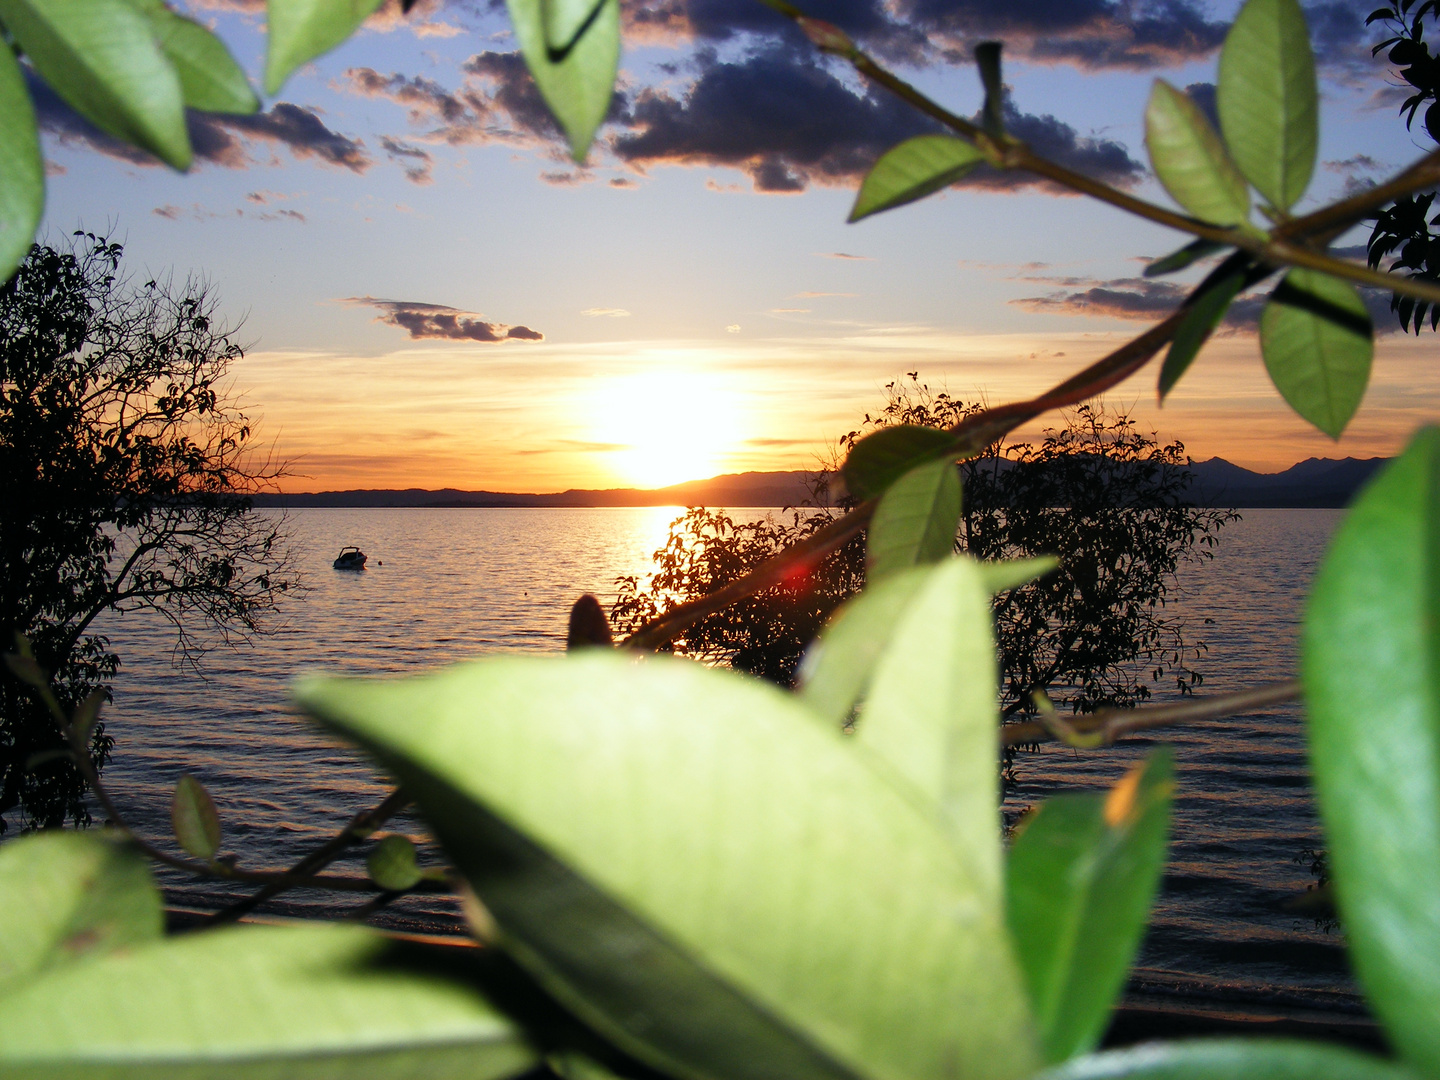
[251,458,1389,510]
[250,471,828,509]
[1185,457,1388,507]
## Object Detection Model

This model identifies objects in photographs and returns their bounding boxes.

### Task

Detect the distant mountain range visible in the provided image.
[250,457,1389,510]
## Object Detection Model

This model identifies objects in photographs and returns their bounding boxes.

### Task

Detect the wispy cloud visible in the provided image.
[582,307,632,317]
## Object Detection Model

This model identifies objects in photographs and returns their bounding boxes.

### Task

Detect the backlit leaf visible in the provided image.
[796,566,931,726]
[978,556,1057,595]
[1144,237,1225,278]
[1144,79,1249,226]
[0,922,537,1078]
[866,457,961,581]
[1036,1039,1421,1080]
[858,558,1000,865]
[1303,429,1440,1075]
[841,425,955,502]
[507,0,618,162]
[0,45,43,283]
[297,653,1041,1080]
[1159,262,1247,399]
[368,834,423,891]
[0,831,161,998]
[849,135,984,222]
[0,0,190,168]
[171,773,221,860]
[265,0,385,95]
[128,0,258,113]
[1260,268,1373,438]
[1216,0,1319,211]
[1006,751,1174,1062]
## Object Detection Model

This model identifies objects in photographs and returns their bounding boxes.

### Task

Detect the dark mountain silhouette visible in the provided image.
[252,458,1388,509]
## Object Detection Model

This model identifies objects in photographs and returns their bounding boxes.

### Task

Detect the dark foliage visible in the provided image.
[612,375,1236,733]
[1367,0,1440,332]
[0,234,299,832]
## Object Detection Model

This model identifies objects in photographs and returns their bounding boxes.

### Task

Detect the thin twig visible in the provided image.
[1000,679,1301,748]
[208,788,413,925]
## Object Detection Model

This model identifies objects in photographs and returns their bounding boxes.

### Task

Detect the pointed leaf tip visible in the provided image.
[171,774,221,861]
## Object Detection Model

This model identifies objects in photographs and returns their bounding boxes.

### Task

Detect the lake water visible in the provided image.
[90,507,1352,1015]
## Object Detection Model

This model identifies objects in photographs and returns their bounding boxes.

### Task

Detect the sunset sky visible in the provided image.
[34,0,1434,491]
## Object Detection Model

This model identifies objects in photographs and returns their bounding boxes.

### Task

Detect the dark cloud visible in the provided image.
[28,71,369,173]
[342,297,544,342]
[380,135,434,183]
[1183,82,1218,132]
[1013,275,1399,334]
[625,0,1224,70]
[612,50,1141,193]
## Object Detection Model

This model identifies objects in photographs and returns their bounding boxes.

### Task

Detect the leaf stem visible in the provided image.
[1001,679,1301,747]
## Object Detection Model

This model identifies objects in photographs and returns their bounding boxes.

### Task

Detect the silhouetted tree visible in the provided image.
[0,234,298,832]
[613,376,1235,731]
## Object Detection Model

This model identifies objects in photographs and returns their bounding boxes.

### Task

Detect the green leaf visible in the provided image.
[297,653,1041,1080]
[796,567,932,726]
[0,922,538,1078]
[866,458,961,581]
[264,0,386,96]
[841,425,956,502]
[0,46,43,284]
[1035,1039,1421,1080]
[1144,238,1226,278]
[506,0,618,162]
[1159,263,1247,400]
[171,773,221,860]
[857,558,1000,867]
[978,556,1057,595]
[1303,429,1440,1075]
[974,41,1004,138]
[1144,79,1250,226]
[127,0,258,114]
[1006,750,1174,1063]
[541,0,605,55]
[848,135,984,223]
[0,0,190,168]
[1217,0,1319,212]
[0,831,162,998]
[1259,268,1373,438]
[368,834,423,891]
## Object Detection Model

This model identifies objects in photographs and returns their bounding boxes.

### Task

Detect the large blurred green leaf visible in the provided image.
[856,558,1002,878]
[126,0,258,113]
[0,0,190,168]
[1006,750,1174,1063]
[1259,268,1372,438]
[265,0,385,95]
[866,457,961,581]
[0,922,536,1078]
[1036,1039,1421,1080]
[507,0,618,162]
[297,652,1040,1080]
[848,136,984,223]
[1158,263,1247,399]
[1303,429,1440,1075]
[796,566,931,727]
[1216,0,1318,212]
[1144,80,1249,227]
[0,46,43,283]
[0,831,162,998]
[841,425,955,502]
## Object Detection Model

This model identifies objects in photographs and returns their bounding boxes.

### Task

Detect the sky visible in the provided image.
[32,0,1437,491]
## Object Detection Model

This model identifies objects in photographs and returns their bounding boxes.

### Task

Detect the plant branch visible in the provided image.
[208,788,413,924]
[1001,679,1301,747]
[757,1,1440,304]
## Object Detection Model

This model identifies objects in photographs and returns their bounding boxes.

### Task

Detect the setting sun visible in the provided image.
[587,368,745,488]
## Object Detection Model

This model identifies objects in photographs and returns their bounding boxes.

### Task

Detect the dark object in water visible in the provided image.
[333,546,367,570]
[567,593,613,648]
